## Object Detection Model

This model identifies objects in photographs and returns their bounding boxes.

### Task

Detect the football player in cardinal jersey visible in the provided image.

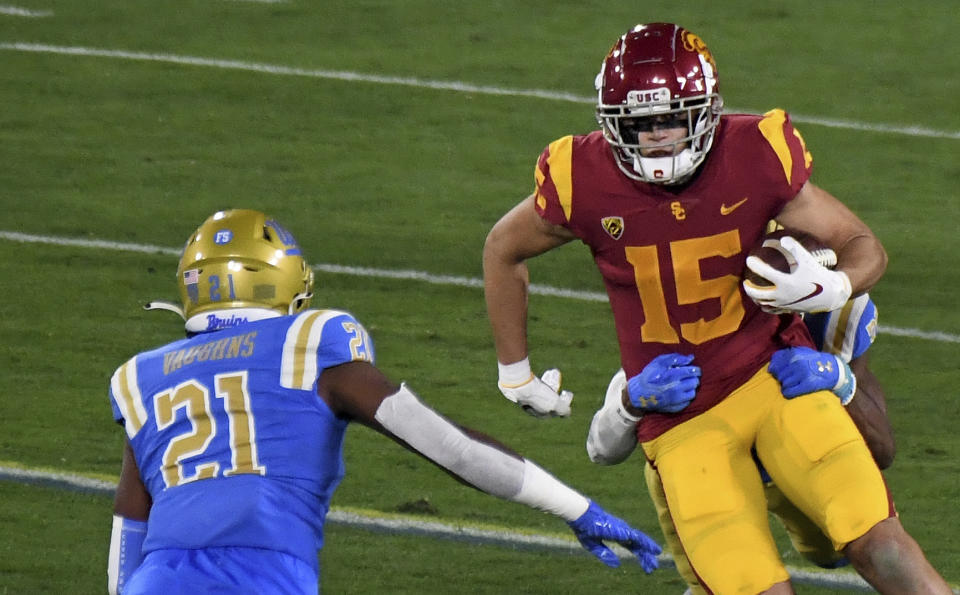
[107,209,662,595]
[482,22,949,594]
[587,293,895,592]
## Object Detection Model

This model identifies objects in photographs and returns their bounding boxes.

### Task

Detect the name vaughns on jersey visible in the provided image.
[163,331,257,375]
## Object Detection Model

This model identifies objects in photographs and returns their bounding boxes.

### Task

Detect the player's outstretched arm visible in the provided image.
[318,361,661,571]
[586,354,701,464]
[586,355,699,465]
[768,348,895,469]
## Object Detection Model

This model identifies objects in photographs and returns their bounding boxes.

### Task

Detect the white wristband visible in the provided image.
[832,356,857,406]
[498,357,534,388]
[512,460,589,522]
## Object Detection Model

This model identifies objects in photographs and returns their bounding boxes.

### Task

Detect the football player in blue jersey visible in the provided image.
[586,293,895,592]
[106,209,662,595]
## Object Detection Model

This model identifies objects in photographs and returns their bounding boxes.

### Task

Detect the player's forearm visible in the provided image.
[482,244,531,364]
[586,370,640,464]
[483,195,574,364]
[777,181,887,295]
[845,362,895,469]
[114,441,151,520]
[835,233,888,295]
[107,515,147,595]
[586,405,639,465]
[375,385,588,519]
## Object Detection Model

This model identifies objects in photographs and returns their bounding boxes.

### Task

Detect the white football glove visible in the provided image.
[498,359,573,418]
[742,235,852,314]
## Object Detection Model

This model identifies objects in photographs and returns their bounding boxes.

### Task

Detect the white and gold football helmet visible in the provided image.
[147,209,314,332]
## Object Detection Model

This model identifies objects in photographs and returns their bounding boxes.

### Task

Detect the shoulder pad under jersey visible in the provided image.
[803,294,877,362]
[110,355,149,439]
[279,309,375,391]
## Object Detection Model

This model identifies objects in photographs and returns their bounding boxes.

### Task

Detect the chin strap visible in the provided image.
[143,294,313,331]
[289,292,313,314]
[143,301,185,319]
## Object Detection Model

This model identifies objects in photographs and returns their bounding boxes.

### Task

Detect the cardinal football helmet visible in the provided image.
[596,23,723,185]
[173,209,314,332]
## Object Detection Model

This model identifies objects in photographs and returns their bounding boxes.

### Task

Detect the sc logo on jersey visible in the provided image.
[214,230,233,245]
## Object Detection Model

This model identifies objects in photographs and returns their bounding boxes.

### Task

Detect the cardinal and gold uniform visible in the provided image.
[534,111,893,593]
[645,294,881,593]
[110,309,373,592]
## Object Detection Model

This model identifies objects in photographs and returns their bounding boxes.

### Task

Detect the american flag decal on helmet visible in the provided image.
[183,268,200,285]
[601,216,624,240]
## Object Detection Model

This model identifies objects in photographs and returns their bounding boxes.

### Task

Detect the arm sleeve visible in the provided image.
[375,384,588,521]
[107,515,147,595]
[586,369,641,465]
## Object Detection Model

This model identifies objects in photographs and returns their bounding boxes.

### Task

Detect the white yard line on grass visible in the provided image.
[0,5,52,17]
[0,41,958,141]
[2,229,958,345]
[0,463,882,592]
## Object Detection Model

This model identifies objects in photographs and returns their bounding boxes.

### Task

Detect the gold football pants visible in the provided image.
[641,366,890,594]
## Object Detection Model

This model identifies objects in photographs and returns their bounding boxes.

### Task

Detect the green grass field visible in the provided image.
[1,1,958,592]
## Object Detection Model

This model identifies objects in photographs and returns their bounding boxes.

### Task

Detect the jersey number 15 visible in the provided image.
[626,229,745,345]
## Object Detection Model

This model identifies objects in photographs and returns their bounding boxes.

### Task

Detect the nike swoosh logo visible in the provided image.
[784,283,824,306]
[720,197,749,215]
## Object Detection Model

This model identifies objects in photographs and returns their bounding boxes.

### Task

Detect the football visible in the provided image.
[743,230,837,287]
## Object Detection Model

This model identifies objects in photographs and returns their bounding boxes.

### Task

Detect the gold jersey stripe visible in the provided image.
[534,165,547,210]
[110,357,147,439]
[831,299,856,357]
[280,309,343,390]
[758,109,793,185]
[546,135,574,221]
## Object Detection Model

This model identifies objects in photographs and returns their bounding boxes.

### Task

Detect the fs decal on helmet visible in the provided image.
[596,23,723,185]
[157,209,314,332]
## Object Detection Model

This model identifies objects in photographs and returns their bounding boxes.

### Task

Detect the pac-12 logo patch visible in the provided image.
[601,216,624,239]
[214,229,233,244]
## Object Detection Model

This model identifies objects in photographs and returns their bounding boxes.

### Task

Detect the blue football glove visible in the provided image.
[626,354,701,413]
[567,501,661,572]
[769,346,856,405]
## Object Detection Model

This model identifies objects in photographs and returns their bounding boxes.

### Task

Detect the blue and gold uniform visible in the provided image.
[109,209,668,593]
[110,309,372,591]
